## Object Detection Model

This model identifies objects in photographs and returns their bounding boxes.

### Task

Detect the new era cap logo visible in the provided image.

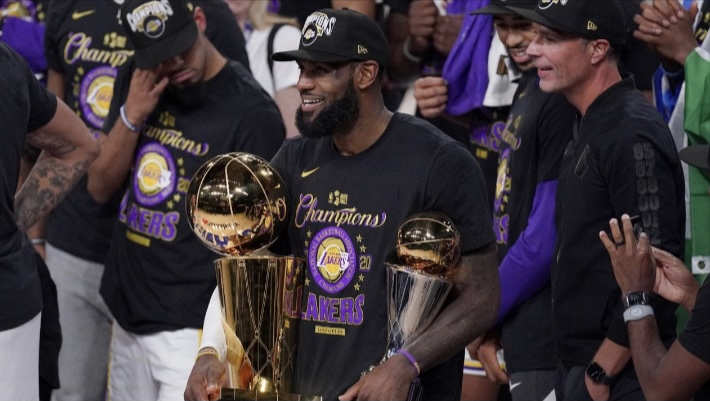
[587,21,597,31]
[357,45,368,55]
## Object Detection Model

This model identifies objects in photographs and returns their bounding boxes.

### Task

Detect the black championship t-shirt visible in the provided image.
[493,71,575,373]
[552,76,685,369]
[99,60,285,334]
[44,0,130,263]
[679,278,710,401]
[270,113,495,401]
[0,43,57,330]
[42,0,250,264]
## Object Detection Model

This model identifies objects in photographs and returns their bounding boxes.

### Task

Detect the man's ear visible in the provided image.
[193,6,207,33]
[355,60,380,90]
[589,39,611,65]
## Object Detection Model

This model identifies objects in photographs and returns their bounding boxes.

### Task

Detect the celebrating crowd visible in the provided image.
[1,1,709,401]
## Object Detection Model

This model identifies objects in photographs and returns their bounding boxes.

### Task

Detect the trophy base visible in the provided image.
[219,388,322,401]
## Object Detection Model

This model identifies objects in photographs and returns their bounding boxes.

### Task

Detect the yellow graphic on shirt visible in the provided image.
[85,75,113,119]
[137,153,173,196]
[317,237,350,283]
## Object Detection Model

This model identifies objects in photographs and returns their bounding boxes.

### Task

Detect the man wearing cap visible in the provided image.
[509,0,685,400]
[87,0,285,400]
[452,2,577,400]
[599,143,710,400]
[185,7,500,401]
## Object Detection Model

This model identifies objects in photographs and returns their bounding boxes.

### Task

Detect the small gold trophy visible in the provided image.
[187,153,320,401]
[383,212,460,401]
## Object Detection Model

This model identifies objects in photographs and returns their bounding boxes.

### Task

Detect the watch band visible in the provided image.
[586,361,615,386]
[623,291,651,308]
[624,304,654,323]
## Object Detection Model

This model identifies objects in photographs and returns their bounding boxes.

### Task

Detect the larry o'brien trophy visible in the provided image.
[383,212,460,401]
[186,152,320,401]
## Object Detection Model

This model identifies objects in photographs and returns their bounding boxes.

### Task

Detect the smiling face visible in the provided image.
[525,23,592,95]
[493,14,536,72]
[294,60,360,138]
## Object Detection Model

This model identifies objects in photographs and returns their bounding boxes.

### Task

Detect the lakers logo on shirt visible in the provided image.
[80,66,117,129]
[309,226,356,294]
[134,143,176,206]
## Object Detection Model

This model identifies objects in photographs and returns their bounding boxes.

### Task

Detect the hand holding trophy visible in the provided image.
[186,152,319,401]
[383,212,461,401]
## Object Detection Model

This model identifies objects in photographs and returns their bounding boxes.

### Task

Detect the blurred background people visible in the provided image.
[225,0,301,137]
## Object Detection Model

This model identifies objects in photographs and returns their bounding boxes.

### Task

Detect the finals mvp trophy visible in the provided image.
[187,153,320,401]
[383,212,460,401]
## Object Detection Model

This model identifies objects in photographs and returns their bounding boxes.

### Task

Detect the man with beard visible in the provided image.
[184,8,500,401]
[87,0,285,400]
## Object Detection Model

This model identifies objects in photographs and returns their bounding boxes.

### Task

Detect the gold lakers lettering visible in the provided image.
[294,194,386,229]
[143,126,210,156]
[64,33,133,68]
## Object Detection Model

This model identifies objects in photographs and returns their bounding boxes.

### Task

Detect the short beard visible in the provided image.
[296,81,359,138]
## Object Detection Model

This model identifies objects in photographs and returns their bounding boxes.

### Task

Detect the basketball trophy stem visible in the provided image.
[378,212,460,401]
[383,264,453,401]
[186,153,321,401]
[215,256,320,401]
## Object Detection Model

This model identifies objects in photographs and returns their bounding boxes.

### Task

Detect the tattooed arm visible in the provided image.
[15,99,100,231]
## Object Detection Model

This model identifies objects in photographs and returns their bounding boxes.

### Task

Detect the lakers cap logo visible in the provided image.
[124,0,174,39]
[301,12,336,46]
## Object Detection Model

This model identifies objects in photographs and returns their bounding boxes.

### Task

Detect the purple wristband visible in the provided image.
[396,349,421,376]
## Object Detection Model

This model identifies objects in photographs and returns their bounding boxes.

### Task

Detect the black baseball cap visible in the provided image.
[509,0,627,46]
[679,144,710,172]
[272,8,388,67]
[471,0,538,16]
[120,0,198,69]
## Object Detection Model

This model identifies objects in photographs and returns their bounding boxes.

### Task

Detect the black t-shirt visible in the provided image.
[552,76,685,371]
[494,72,575,373]
[270,113,495,401]
[470,106,509,209]
[42,0,250,263]
[679,278,710,401]
[44,0,129,263]
[99,61,285,334]
[0,42,57,330]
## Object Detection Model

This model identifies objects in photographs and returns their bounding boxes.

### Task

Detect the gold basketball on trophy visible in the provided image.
[396,212,461,275]
[186,152,288,256]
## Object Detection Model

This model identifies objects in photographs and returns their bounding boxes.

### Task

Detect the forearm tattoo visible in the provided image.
[15,132,88,230]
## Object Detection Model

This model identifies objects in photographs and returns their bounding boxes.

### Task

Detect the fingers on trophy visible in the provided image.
[187,153,319,401]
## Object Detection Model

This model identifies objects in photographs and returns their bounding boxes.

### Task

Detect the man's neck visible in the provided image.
[566,64,622,116]
[203,44,228,82]
[333,106,393,156]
